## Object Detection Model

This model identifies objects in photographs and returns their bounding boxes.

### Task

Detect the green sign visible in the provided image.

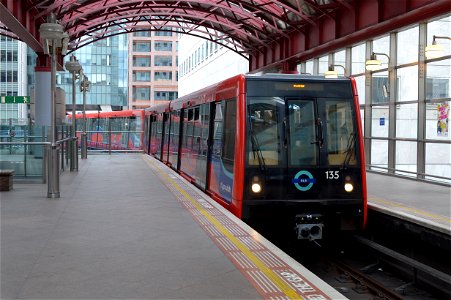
[0,96,30,104]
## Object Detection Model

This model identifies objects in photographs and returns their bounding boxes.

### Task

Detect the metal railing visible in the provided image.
[367,165,451,186]
[0,125,144,179]
[80,129,144,154]
[0,137,77,182]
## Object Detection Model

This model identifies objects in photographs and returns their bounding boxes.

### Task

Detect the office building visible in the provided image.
[58,34,128,111]
[0,36,28,122]
[128,25,178,109]
[178,33,248,97]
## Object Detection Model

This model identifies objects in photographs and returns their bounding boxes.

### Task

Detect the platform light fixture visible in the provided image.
[366,52,391,98]
[39,12,69,198]
[365,52,390,71]
[324,64,346,78]
[425,35,451,59]
[80,74,91,159]
[65,55,83,171]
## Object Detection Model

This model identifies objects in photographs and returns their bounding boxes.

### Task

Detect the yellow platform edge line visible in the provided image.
[369,196,451,223]
[143,156,304,300]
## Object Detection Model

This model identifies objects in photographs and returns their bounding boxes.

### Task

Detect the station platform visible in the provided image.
[1,154,344,300]
[366,172,450,235]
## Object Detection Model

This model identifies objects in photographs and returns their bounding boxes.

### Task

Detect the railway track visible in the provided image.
[252,215,450,299]
[281,234,450,299]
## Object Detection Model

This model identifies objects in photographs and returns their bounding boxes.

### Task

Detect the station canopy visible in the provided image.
[1,0,344,57]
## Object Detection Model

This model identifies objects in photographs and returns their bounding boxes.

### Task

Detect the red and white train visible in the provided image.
[69,110,144,151]
[144,74,367,240]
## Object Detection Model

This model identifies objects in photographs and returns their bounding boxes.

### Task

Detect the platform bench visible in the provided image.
[0,169,14,191]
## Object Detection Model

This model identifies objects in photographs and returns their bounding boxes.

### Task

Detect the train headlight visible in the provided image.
[251,183,262,193]
[251,176,262,193]
[344,182,354,192]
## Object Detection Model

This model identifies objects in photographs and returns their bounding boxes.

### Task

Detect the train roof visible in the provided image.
[245,73,351,82]
[145,73,354,116]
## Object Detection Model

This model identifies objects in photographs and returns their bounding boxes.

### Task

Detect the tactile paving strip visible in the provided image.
[144,156,334,300]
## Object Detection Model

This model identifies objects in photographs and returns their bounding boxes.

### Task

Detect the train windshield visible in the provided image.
[247,97,357,168]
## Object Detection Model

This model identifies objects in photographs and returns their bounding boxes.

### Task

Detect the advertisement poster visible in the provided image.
[437,103,449,137]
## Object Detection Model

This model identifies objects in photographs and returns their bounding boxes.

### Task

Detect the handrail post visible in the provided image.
[24,129,27,177]
[42,126,46,184]
[47,142,60,198]
[108,121,112,155]
[61,127,65,171]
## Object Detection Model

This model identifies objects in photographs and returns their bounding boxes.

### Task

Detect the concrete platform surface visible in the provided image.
[1,154,261,299]
[367,172,451,234]
[1,154,344,300]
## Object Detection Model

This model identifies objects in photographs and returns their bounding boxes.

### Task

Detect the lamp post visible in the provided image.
[65,55,82,171]
[80,74,90,159]
[39,13,69,198]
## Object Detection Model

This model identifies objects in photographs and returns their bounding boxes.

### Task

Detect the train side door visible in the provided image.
[162,112,170,162]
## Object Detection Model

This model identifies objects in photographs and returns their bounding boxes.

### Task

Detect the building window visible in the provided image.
[154,56,172,66]
[133,42,151,52]
[133,56,151,67]
[0,71,18,83]
[154,71,172,81]
[154,91,178,101]
[133,87,150,100]
[132,71,151,82]
[154,41,173,51]
[154,28,173,36]
[133,31,151,37]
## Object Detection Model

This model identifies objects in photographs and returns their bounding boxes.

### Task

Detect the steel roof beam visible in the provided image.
[0,1,42,52]
[250,0,450,72]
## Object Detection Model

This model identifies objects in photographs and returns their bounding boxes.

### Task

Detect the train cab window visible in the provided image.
[247,97,281,166]
[324,100,357,165]
[288,101,317,166]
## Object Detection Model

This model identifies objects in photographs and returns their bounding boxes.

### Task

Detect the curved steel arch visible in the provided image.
[33,0,339,55]
[69,26,252,59]
[5,0,446,72]
[70,18,255,57]
[66,11,271,53]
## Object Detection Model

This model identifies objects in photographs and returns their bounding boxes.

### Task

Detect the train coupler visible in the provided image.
[295,213,323,240]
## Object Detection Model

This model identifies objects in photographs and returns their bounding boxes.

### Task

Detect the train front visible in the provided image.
[244,74,367,240]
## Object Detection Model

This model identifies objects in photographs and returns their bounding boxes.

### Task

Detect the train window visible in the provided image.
[222,100,236,174]
[247,97,281,166]
[323,99,357,165]
[212,102,223,157]
[193,107,201,154]
[200,103,210,156]
[169,110,180,167]
[186,108,194,151]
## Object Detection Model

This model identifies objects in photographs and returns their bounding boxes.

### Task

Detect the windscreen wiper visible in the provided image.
[248,112,266,173]
[343,132,356,168]
[311,118,324,148]
[250,129,266,172]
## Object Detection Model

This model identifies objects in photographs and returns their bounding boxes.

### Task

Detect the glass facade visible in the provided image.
[58,34,128,108]
[297,14,451,184]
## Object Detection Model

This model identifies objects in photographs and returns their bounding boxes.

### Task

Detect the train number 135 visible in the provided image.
[325,171,339,179]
